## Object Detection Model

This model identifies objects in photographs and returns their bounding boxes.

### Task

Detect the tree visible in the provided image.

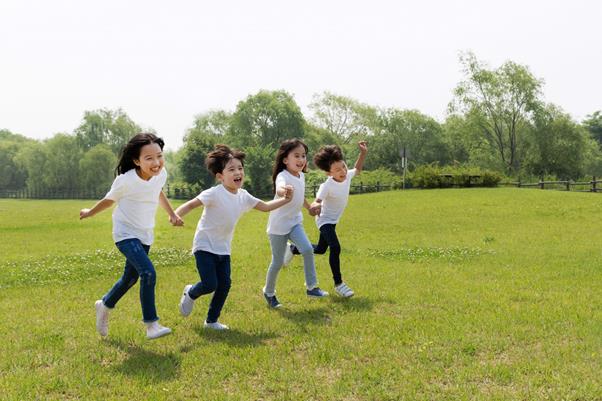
[13,141,48,191]
[450,52,543,174]
[79,144,116,193]
[230,90,305,148]
[0,130,32,189]
[583,111,602,145]
[178,111,230,189]
[43,134,81,190]
[74,109,141,155]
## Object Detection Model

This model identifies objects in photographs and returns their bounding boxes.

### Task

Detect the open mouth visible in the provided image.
[234,178,242,184]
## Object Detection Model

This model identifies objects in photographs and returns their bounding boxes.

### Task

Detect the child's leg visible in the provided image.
[206,255,231,323]
[102,256,139,309]
[189,250,219,299]
[319,224,342,285]
[291,231,328,255]
[289,224,318,290]
[263,234,288,296]
[112,238,158,323]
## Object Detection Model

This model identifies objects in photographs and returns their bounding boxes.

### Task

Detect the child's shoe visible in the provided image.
[306,287,329,298]
[179,284,194,317]
[146,321,172,339]
[95,300,109,337]
[283,242,294,266]
[335,283,354,298]
[263,292,282,309]
[204,321,229,330]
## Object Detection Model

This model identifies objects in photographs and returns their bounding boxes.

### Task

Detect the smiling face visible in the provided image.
[217,157,244,193]
[134,143,164,180]
[328,160,348,182]
[283,144,307,176]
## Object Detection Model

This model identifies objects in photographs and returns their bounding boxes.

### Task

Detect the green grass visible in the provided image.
[1,188,602,400]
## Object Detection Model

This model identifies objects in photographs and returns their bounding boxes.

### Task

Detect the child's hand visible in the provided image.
[284,185,294,199]
[358,140,368,154]
[170,214,184,226]
[308,202,321,216]
[79,209,91,220]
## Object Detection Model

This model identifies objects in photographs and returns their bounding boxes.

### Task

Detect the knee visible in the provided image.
[218,277,231,292]
[297,244,314,256]
[330,243,341,255]
[139,270,156,286]
[314,246,327,255]
[126,276,139,288]
[205,278,218,293]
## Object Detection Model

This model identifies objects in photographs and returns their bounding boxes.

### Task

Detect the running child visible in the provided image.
[176,144,292,329]
[262,138,329,309]
[80,133,183,340]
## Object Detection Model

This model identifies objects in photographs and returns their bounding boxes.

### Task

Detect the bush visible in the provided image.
[408,164,502,189]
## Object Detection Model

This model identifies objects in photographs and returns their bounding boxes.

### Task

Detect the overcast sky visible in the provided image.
[1,0,600,150]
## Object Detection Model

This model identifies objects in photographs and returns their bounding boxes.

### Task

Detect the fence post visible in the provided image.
[376,181,380,192]
[360,182,363,193]
[566,181,570,191]
[539,178,544,190]
[593,176,597,193]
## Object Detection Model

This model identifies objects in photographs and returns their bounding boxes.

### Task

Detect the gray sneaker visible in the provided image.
[306,287,329,298]
[263,292,282,308]
[179,284,194,317]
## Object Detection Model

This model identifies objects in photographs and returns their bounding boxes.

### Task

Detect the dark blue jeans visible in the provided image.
[189,250,231,323]
[292,223,342,285]
[102,238,159,323]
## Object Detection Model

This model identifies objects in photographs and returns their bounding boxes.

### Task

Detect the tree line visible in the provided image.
[2,52,602,197]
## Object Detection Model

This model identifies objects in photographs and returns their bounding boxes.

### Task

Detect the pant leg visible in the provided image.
[291,231,327,255]
[111,239,158,323]
[263,234,288,296]
[102,255,139,309]
[320,224,342,285]
[206,255,231,323]
[289,224,318,290]
[189,250,219,299]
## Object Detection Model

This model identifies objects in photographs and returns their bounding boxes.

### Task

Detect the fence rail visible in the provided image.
[501,177,602,192]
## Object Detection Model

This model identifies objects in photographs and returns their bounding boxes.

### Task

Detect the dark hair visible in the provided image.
[271,138,309,191]
[205,144,245,176]
[115,133,165,175]
[313,145,344,172]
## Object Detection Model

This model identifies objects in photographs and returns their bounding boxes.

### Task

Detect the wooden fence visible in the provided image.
[501,177,602,193]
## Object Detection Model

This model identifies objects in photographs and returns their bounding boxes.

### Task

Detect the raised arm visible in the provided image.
[175,197,203,219]
[255,185,293,212]
[159,191,184,226]
[80,198,115,220]
[354,140,368,174]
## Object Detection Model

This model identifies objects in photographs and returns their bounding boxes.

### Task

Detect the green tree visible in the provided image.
[583,111,602,145]
[13,141,48,191]
[74,109,142,155]
[79,144,116,193]
[230,90,305,148]
[450,52,543,174]
[43,134,82,190]
[0,130,32,189]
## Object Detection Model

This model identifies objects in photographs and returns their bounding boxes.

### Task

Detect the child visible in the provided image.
[176,144,292,330]
[262,138,329,309]
[289,141,368,297]
[80,133,183,340]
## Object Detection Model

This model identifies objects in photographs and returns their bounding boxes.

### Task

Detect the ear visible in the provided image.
[133,159,141,167]
[216,172,224,182]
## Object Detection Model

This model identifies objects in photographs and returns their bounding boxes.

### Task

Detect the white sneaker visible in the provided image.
[335,283,354,298]
[283,242,294,266]
[179,284,194,317]
[204,321,229,330]
[95,300,109,337]
[146,321,172,339]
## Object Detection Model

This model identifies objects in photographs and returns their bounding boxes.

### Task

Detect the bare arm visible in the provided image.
[354,140,368,175]
[80,198,114,220]
[175,198,203,219]
[159,191,184,226]
[254,196,291,212]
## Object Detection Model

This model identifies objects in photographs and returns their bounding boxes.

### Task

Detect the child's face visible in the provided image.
[283,145,307,176]
[328,160,348,182]
[134,143,164,180]
[217,158,244,193]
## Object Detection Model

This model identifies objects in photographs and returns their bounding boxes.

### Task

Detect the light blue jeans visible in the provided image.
[264,224,318,296]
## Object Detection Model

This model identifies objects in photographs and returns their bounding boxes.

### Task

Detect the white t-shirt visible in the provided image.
[315,168,357,228]
[192,185,260,255]
[105,168,167,245]
[267,170,305,235]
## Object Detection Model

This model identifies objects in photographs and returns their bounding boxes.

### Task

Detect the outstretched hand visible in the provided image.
[308,202,321,216]
[283,184,294,200]
[170,214,184,226]
[79,209,91,220]
[358,140,368,154]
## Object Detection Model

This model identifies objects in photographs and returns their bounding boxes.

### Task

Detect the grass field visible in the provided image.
[1,188,602,400]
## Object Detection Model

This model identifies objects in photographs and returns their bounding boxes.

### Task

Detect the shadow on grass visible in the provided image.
[106,338,181,382]
[330,296,374,311]
[277,306,332,327]
[195,327,279,347]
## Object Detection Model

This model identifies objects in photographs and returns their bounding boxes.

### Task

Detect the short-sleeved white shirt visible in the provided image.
[192,185,260,255]
[105,168,167,245]
[267,170,305,235]
[315,168,357,228]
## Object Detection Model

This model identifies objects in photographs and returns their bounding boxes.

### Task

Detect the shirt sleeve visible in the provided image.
[242,190,261,212]
[347,168,357,182]
[275,173,286,191]
[105,175,126,201]
[197,187,214,207]
[316,181,329,200]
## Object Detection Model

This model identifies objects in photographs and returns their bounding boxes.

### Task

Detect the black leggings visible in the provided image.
[292,224,342,285]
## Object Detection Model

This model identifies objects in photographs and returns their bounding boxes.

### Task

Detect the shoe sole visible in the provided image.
[307,294,329,299]
[147,330,172,340]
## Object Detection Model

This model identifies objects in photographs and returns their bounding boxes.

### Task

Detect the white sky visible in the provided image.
[1,0,601,150]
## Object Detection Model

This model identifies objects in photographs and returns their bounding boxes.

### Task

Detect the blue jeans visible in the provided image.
[103,238,159,323]
[264,223,318,296]
[189,250,231,324]
[292,223,342,285]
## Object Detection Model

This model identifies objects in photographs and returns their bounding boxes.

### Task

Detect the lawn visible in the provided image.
[0,188,601,400]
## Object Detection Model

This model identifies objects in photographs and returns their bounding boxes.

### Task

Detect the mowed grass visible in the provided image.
[1,188,602,400]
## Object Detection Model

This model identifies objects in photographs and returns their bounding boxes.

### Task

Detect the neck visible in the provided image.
[286,168,300,177]
[135,168,152,181]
